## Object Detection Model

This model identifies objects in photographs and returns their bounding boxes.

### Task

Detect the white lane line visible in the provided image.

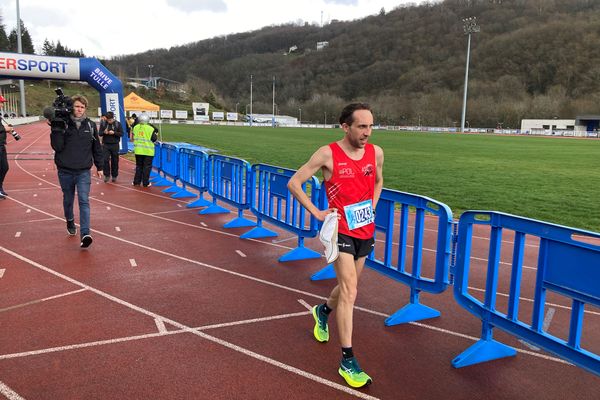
[0,311,310,361]
[0,247,379,400]
[0,381,26,400]
[0,289,86,313]
[297,299,312,311]
[200,222,207,227]
[14,232,21,238]
[271,236,296,244]
[236,250,247,258]
[0,269,4,278]
[198,310,310,331]
[115,227,121,232]
[467,286,599,316]
[129,259,137,267]
[155,318,168,333]
[519,307,557,351]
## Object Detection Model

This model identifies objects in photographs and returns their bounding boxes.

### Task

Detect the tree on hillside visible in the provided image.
[8,19,34,54]
[42,39,85,58]
[0,11,9,51]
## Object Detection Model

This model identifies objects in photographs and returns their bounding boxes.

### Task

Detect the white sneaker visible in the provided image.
[319,211,339,264]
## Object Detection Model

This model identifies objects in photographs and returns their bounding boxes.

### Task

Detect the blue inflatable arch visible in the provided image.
[0,51,128,152]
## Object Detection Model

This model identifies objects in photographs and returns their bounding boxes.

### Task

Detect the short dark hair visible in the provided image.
[339,103,371,125]
[106,111,114,119]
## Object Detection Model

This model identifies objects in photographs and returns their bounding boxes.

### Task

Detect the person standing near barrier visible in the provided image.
[132,113,158,187]
[0,104,17,199]
[50,94,103,248]
[98,111,123,183]
[287,103,384,388]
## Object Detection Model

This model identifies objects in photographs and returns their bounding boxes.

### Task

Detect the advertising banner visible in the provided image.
[160,109,173,119]
[212,111,224,121]
[192,102,209,122]
[0,53,80,80]
[175,110,188,119]
[227,112,238,121]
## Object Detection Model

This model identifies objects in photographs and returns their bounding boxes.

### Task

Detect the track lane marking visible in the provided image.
[0,381,25,400]
[0,247,379,400]
[0,289,86,313]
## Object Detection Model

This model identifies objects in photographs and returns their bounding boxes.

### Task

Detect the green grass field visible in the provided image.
[158,124,600,232]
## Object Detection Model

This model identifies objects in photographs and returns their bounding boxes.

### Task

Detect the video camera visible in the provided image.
[44,88,73,134]
[9,125,21,141]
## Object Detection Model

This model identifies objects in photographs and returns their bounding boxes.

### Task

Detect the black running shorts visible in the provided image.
[337,233,375,260]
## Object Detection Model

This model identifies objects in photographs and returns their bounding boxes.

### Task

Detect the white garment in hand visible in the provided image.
[319,211,339,264]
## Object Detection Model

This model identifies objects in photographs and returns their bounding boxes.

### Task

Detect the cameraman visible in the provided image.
[0,118,16,199]
[50,94,103,248]
[98,111,123,183]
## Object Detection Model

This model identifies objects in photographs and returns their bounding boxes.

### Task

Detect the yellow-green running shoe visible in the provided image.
[311,304,329,342]
[338,357,372,388]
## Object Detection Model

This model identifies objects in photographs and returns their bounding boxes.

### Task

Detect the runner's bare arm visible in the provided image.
[288,146,333,221]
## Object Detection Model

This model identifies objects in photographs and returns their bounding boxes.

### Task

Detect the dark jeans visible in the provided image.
[134,155,153,186]
[57,169,91,237]
[102,143,120,178]
[0,145,8,190]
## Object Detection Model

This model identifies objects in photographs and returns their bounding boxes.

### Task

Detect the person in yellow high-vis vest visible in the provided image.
[132,113,158,187]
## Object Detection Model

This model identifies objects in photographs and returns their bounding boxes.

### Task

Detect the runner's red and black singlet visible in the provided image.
[324,142,376,239]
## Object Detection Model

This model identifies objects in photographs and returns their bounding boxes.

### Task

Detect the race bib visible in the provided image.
[344,200,374,230]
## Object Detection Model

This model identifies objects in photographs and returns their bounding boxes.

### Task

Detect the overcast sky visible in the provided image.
[2,0,429,58]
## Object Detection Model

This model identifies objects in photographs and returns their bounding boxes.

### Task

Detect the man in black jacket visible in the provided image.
[98,111,123,182]
[0,116,16,199]
[50,94,103,248]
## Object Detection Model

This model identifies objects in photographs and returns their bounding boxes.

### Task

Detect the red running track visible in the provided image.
[0,122,598,399]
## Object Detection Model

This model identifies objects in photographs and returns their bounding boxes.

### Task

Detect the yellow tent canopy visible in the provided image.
[123,92,160,111]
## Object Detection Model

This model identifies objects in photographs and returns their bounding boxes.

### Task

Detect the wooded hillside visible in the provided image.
[105,0,600,127]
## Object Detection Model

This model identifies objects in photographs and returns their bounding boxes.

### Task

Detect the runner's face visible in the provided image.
[343,109,373,149]
[73,101,86,118]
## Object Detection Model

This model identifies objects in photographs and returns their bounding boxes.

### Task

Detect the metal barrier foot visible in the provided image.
[200,204,230,214]
[279,246,321,262]
[171,188,197,198]
[151,177,173,187]
[224,217,256,229]
[384,303,441,326]
[187,196,212,208]
[451,339,516,368]
[240,226,278,239]
[311,264,336,281]
[162,185,180,193]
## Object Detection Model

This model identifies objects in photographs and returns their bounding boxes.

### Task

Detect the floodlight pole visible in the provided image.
[461,17,479,133]
[272,76,275,128]
[250,74,253,127]
[16,0,26,117]
[147,65,154,88]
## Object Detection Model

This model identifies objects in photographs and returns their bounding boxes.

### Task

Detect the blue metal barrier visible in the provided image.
[452,211,600,376]
[201,154,255,228]
[178,148,211,206]
[149,142,162,180]
[150,143,177,188]
[154,144,194,198]
[240,164,321,262]
[311,188,453,326]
